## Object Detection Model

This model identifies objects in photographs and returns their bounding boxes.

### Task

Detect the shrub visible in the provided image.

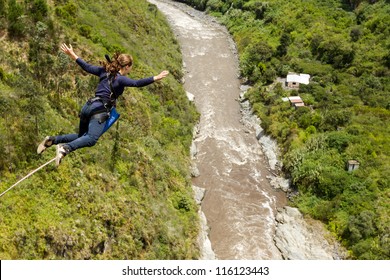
[29,0,49,22]
[7,0,25,38]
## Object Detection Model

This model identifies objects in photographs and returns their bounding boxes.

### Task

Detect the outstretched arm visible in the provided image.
[60,43,103,76]
[61,43,79,61]
[153,70,169,81]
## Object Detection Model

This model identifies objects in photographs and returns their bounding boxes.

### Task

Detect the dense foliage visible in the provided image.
[0,0,200,259]
[176,0,390,259]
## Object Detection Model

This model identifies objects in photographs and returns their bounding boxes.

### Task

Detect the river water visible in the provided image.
[148,0,288,259]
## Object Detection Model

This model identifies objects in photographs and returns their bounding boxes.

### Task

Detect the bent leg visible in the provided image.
[54,134,79,144]
[53,104,91,145]
[66,118,106,152]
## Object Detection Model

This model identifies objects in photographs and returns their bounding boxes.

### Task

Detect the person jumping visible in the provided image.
[37,43,169,166]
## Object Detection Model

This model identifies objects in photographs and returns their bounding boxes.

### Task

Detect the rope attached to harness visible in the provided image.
[0,157,56,198]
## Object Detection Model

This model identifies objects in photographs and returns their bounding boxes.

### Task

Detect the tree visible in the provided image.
[28,21,53,83]
[316,37,355,68]
[350,26,362,42]
[345,0,363,10]
[276,32,292,57]
[240,40,274,83]
[320,109,351,131]
[242,1,268,20]
[325,131,355,153]
[7,0,25,38]
[29,0,49,22]
[0,0,6,17]
[347,210,377,242]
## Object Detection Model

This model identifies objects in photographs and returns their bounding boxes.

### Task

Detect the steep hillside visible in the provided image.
[176,0,390,259]
[0,0,199,259]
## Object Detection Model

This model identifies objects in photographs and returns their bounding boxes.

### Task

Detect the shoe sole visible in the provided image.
[55,145,62,167]
[37,136,52,154]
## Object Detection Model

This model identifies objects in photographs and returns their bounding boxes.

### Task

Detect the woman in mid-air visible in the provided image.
[37,43,169,166]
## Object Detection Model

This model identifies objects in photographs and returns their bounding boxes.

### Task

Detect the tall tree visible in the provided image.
[7,0,25,37]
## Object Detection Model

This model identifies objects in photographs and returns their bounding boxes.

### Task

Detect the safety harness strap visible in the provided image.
[90,111,109,124]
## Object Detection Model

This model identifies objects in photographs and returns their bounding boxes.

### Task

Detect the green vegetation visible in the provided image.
[177,0,390,259]
[0,0,199,259]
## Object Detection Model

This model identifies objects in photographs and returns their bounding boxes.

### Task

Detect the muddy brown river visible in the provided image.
[149,0,287,259]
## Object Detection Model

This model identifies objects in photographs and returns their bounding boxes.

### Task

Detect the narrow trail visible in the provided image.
[149,0,287,259]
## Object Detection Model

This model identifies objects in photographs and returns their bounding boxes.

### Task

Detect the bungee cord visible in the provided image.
[0,157,56,198]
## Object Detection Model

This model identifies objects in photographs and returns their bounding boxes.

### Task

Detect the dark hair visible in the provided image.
[101,53,133,75]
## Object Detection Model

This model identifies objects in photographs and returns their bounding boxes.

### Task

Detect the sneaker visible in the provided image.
[56,144,70,167]
[37,136,55,154]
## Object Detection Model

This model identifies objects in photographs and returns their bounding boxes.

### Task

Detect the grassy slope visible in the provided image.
[0,0,199,259]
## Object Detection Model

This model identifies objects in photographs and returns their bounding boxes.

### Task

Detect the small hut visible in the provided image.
[347,160,360,172]
[286,72,310,89]
[288,96,305,108]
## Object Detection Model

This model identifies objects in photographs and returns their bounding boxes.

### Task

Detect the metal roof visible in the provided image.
[286,73,310,85]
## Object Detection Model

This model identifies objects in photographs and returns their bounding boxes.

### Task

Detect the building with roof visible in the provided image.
[347,160,360,172]
[288,96,305,108]
[286,72,310,89]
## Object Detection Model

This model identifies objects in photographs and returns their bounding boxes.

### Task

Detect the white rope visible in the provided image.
[0,157,56,198]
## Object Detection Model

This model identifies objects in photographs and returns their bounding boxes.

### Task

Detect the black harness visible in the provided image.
[88,73,118,124]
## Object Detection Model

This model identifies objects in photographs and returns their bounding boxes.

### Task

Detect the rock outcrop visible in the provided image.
[274,206,347,260]
[193,185,216,260]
